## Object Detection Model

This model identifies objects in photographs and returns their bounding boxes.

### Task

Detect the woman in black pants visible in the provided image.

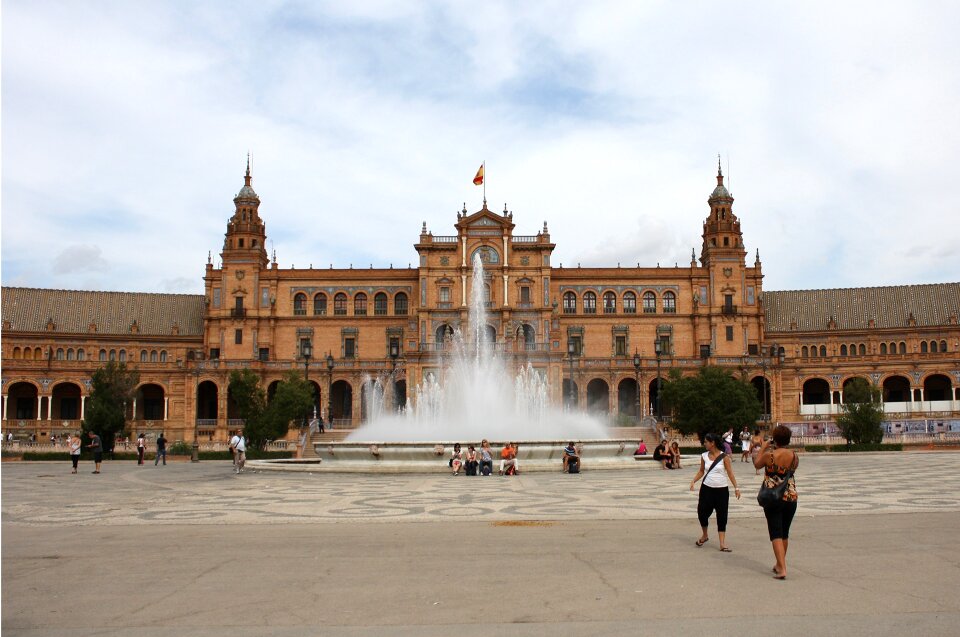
[690,432,741,551]
[754,425,799,579]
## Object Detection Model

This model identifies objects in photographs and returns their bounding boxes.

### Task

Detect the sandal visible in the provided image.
[720,547,732,552]
[695,538,709,547]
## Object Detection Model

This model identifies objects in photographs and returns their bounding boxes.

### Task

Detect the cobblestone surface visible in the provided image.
[4,451,959,526]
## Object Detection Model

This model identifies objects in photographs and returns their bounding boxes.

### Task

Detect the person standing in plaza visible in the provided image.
[136,433,146,465]
[229,432,242,468]
[154,432,167,466]
[69,432,82,474]
[690,432,741,552]
[754,424,800,579]
[86,431,103,474]
[233,433,246,473]
[740,426,752,462]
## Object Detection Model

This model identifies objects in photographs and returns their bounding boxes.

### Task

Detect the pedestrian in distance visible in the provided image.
[690,432,741,552]
[86,431,103,474]
[740,426,752,462]
[233,434,246,473]
[229,432,241,467]
[754,424,800,580]
[136,433,146,465]
[69,432,82,474]
[154,432,167,466]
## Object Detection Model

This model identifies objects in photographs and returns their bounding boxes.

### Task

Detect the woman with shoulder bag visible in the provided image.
[689,432,741,552]
[754,424,799,580]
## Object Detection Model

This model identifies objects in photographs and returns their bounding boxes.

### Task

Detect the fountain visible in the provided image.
[250,255,653,472]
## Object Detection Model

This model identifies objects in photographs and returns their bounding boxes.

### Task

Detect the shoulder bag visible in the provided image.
[757,452,796,507]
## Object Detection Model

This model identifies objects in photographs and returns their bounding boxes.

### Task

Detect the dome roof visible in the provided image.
[709,182,731,200]
[235,184,259,201]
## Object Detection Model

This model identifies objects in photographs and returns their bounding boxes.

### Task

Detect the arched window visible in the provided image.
[56,348,65,360]
[819,345,827,357]
[930,340,938,353]
[802,346,809,357]
[858,344,866,355]
[109,349,117,361]
[940,340,948,352]
[293,293,307,315]
[160,351,167,363]
[921,341,928,353]
[898,342,907,354]
[663,291,676,314]
[642,291,657,313]
[141,350,148,362]
[470,246,500,265]
[150,350,158,362]
[334,293,347,315]
[354,293,368,316]
[603,291,616,314]
[583,291,597,314]
[880,343,888,355]
[313,293,327,316]
[77,348,85,361]
[394,292,408,315]
[889,342,896,353]
[12,347,21,359]
[623,291,636,314]
[374,292,388,316]
[23,348,33,360]
[67,348,75,360]
[840,344,848,356]
[119,349,126,362]
[563,291,576,314]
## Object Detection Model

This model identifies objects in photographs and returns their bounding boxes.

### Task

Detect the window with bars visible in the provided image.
[583,292,597,314]
[334,293,347,315]
[374,293,388,315]
[663,291,676,313]
[603,292,616,314]
[563,291,576,314]
[394,292,408,315]
[354,293,367,316]
[643,292,657,313]
[623,291,636,314]
[294,293,307,315]
[313,293,327,315]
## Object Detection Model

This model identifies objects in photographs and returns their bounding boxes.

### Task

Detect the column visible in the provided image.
[461,236,467,266]
[2,394,6,421]
[503,275,509,306]
[164,397,169,421]
[461,275,467,307]
[132,398,137,422]
[37,396,42,420]
[47,395,53,420]
[80,395,86,420]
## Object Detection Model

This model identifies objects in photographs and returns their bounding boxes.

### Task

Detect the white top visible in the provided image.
[701,452,730,488]
[234,436,246,452]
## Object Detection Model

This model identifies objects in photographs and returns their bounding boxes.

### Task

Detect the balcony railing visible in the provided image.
[230,308,247,318]
[721,304,738,316]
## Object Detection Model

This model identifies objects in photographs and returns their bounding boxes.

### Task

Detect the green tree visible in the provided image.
[835,378,885,444]
[227,369,267,449]
[229,370,313,450]
[660,366,761,440]
[83,361,139,453]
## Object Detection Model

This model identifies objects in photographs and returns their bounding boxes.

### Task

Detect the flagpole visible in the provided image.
[483,161,486,208]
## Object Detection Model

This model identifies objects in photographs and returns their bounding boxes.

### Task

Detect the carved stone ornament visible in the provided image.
[723,268,733,277]
[236,270,246,280]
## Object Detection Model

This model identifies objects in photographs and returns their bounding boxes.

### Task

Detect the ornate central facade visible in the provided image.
[3,162,959,442]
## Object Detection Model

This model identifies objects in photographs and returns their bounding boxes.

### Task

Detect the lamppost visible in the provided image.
[567,341,576,410]
[389,341,399,411]
[326,353,335,428]
[633,350,642,423]
[301,339,312,432]
[191,364,201,462]
[654,338,663,421]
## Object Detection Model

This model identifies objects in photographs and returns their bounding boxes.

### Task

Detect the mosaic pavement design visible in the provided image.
[2,452,958,526]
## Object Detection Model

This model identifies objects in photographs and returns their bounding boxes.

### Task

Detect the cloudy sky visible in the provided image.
[3,1,959,294]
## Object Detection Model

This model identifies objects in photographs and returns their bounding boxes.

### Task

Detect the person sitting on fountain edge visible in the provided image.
[499,442,517,476]
[562,441,580,473]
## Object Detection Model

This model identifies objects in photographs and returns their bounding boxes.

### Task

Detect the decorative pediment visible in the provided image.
[458,207,515,232]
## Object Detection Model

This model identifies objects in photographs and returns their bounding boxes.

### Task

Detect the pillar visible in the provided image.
[164,397,169,421]
[461,275,467,307]
[37,396,42,420]
[2,394,7,421]
[132,398,137,422]
[502,274,509,306]
[80,395,86,420]
[47,395,53,420]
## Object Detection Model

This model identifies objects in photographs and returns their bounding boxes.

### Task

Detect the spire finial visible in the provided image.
[717,153,722,177]
[244,152,252,187]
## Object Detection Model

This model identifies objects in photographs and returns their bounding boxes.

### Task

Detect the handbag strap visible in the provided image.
[702,452,726,481]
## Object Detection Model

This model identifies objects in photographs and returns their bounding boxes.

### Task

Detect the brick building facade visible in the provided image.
[3,162,959,442]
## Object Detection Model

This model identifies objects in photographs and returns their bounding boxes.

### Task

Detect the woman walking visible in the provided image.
[754,424,799,579]
[690,432,741,552]
[68,432,82,474]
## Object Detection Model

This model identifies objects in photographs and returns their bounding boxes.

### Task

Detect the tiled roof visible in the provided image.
[1,287,205,336]
[764,283,960,332]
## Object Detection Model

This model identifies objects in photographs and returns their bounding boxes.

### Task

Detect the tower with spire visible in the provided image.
[222,155,269,269]
[699,156,746,268]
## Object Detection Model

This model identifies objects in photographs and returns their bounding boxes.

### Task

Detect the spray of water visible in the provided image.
[348,254,608,442]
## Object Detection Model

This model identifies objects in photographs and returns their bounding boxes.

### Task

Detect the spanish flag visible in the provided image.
[473,164,484,186]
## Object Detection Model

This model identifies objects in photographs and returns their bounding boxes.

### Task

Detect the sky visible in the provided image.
[3,1,959,295]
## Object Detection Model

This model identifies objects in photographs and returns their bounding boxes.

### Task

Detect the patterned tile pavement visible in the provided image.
[4,451,958,526]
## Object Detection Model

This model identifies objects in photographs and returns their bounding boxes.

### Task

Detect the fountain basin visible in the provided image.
[247,439,662,473]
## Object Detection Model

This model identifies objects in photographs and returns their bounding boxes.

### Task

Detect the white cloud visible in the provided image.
[3,1,959,294]
[52,245,110,275]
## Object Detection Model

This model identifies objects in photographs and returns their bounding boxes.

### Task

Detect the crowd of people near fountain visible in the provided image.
[449,439,532,475]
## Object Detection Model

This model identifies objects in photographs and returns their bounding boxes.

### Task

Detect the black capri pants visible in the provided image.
[763,501,798,541]
[697,485,730,532]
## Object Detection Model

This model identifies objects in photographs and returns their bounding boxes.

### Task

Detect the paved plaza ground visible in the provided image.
[3,452,960,636]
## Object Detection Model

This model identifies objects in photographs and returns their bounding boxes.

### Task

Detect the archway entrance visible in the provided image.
[8,382,39,421]
[196,381,218,420]
[330,380,353,424]
[137,383,165,421]
[52,382,82,421]
[586,378,609,415]
[882,375,911,403]
[617,378,639,422]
